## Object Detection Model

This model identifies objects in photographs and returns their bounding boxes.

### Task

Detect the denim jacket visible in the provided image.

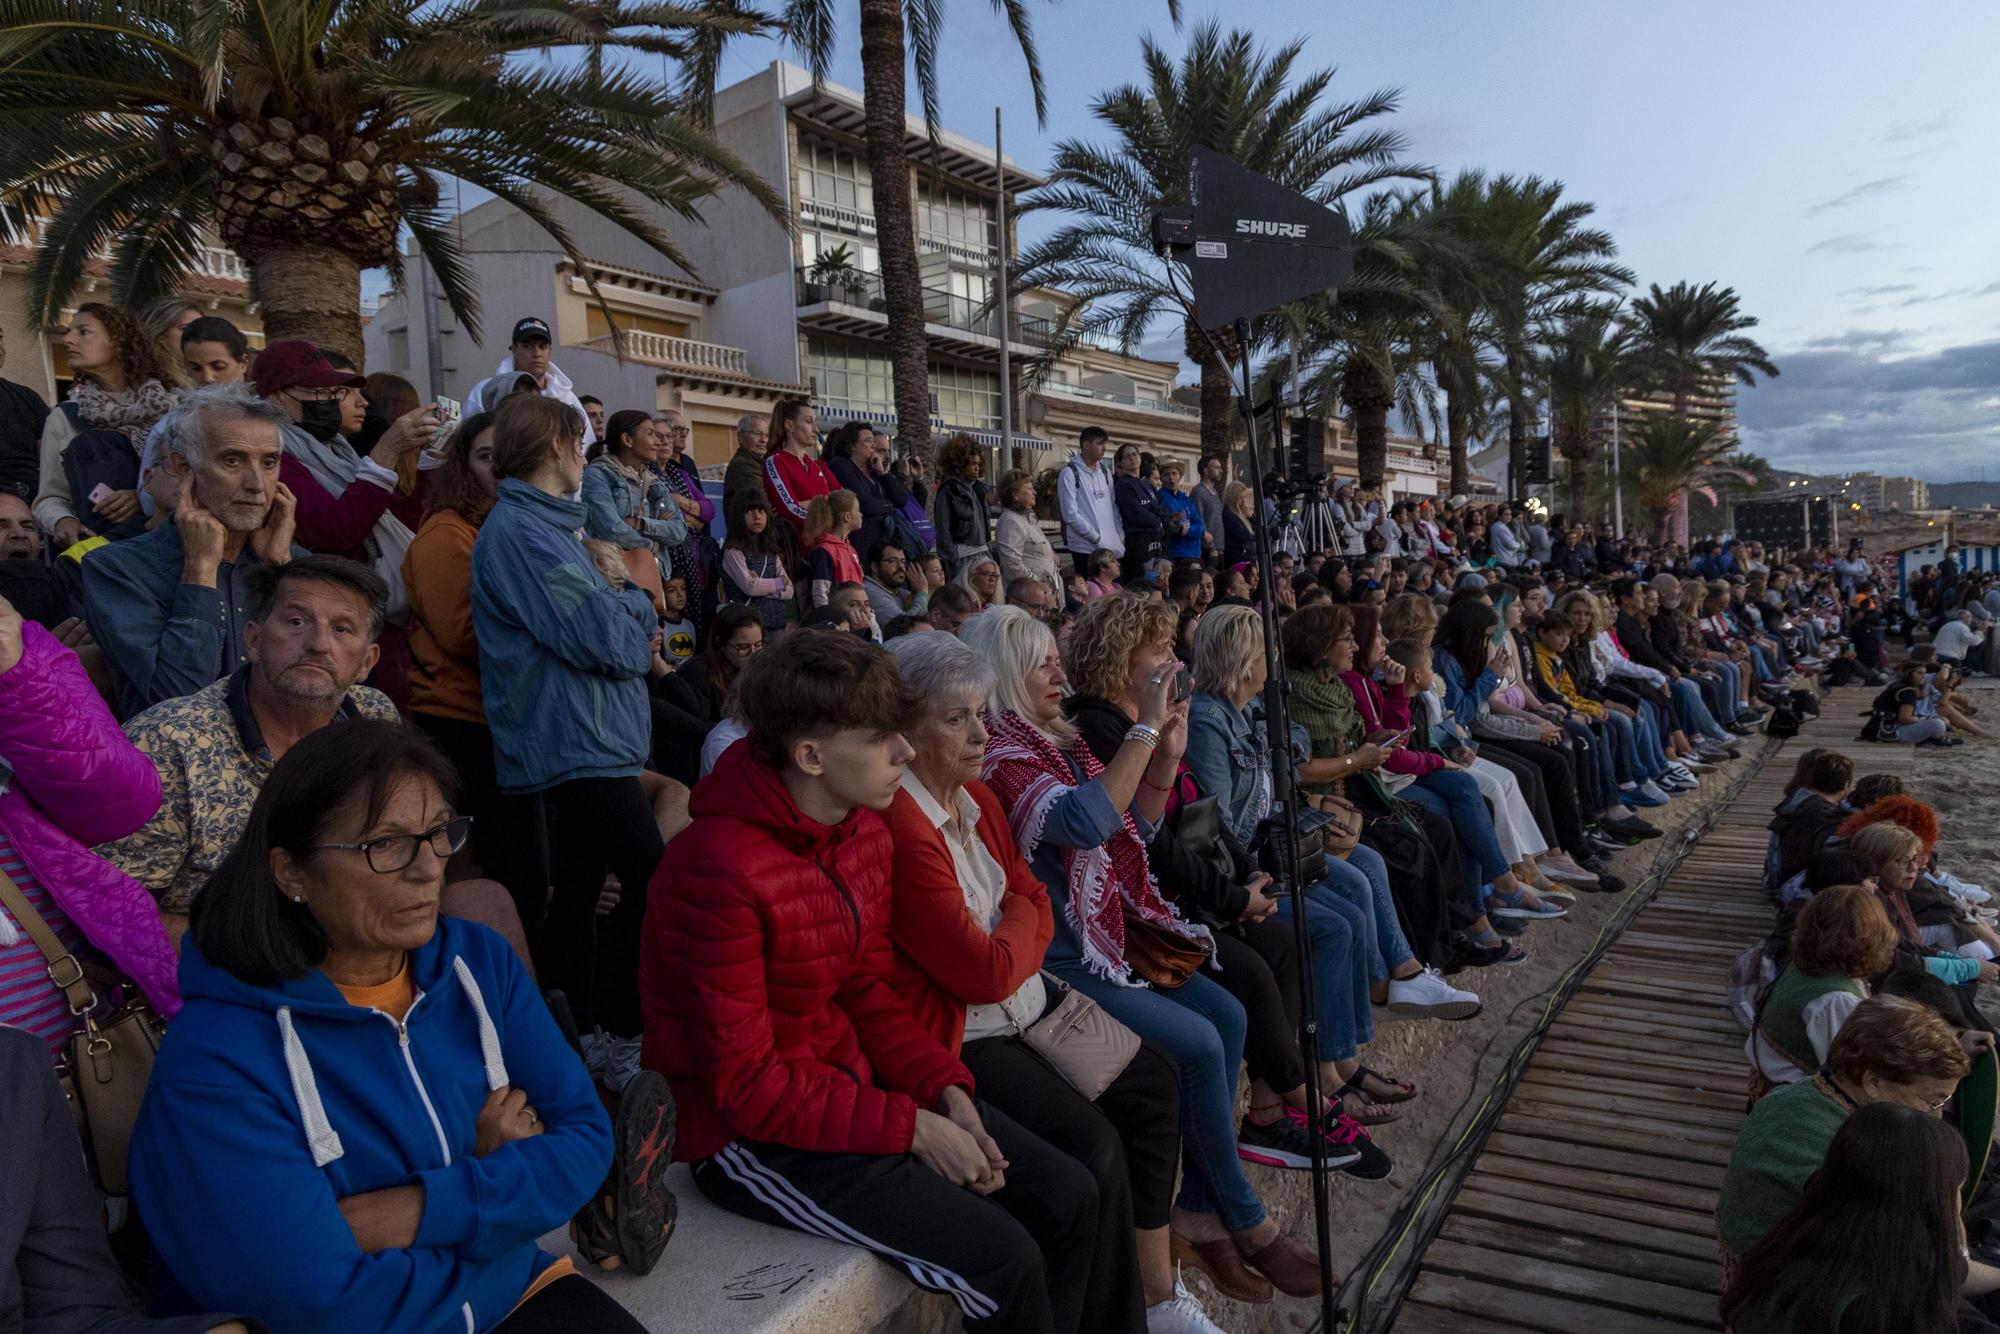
[581,457,686,554]
[1186,691,1273,847]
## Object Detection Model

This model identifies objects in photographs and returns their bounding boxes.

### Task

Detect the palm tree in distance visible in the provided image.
[1545,304,1637,518]
[1626,280,1780,417]
[1472,175,1634,501]
[0,0,780,364]
[1619,414,1763,542]
[1014,23,1427,458]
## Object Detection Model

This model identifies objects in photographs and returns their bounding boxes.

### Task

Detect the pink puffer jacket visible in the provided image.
[0,622,179,1018]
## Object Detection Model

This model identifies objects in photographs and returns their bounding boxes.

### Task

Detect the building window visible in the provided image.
[798,138,873,220]
[801,230,880,275]
[931,364,1000,430]
[805,338,895,416]
[918,187,997,255]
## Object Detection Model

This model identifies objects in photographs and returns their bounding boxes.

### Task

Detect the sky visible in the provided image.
[490,0,2000,480]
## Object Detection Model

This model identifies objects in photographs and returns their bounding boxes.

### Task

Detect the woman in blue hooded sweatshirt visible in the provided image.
[129,721,646,1334]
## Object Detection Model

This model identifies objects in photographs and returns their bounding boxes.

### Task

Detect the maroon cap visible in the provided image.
[251,340,366,397]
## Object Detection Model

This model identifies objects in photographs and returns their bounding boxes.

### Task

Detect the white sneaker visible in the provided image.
[1638,780,1673,803]
[1386,965,1483,1020]
[1540,853,1600,887]
[1148,1267,1229,1334]
[1664,763,1699,785]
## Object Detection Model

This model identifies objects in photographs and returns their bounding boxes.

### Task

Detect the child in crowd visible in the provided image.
[803,489,864,607]
[658,576,698,664]
[720,490,794,630]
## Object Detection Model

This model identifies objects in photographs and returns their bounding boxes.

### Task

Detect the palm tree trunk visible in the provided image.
[248,245,364,368]
[858,0,931,460]
[1186,319,1238,460]
[1343,360,1391,491]
[1445,393,1470,498]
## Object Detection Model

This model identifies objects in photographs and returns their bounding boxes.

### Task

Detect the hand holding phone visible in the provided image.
[1383,725,1413,749]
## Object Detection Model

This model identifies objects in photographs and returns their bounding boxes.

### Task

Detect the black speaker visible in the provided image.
[1523,434,1552,484]
[1287,416,1324,477]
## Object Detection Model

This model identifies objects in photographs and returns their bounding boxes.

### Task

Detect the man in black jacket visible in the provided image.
[1611,577,1738,761]
[0,326,50,503]
[1649,573,1756,737]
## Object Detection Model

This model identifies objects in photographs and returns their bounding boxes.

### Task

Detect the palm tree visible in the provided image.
[1472,176,1633,501]
[0,0,781,365]
[787,0,1096,455]
[1407,171,1513,498]
[1544,304,1636,517]
[1014,22,1426,457]
[1626,280,1780,417]
[1618,414,1762,543]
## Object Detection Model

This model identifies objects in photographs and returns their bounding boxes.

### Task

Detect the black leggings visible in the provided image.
[517,775,666,1037]
[1205,919,1308,1095]
[492,1274,647,1332]
[411,712,546,921]
[1478,736,1588,856]
[960,1036,1180,1334]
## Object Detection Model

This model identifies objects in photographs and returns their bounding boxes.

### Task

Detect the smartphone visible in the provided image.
[430,395,462,452]
[87,482,113,507]
[1383,725,1414,749]
[1150,664,1194,703]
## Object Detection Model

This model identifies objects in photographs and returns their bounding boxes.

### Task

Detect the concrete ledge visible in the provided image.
[539,1163,952,1333]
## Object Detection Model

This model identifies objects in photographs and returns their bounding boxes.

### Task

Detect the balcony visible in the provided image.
[797,198,999,269]
[577,331,752,377]
[795,267,1052,358]
[2,218,247,287]
[1033,379,1199,419]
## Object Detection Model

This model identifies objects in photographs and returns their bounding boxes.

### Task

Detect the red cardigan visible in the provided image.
[885,780,1055,1052]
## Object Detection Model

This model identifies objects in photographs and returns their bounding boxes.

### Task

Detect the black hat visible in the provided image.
[510,317,553,344]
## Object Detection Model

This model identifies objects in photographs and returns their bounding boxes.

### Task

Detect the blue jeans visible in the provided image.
[1277,882,1372,1063]
[1321,843,1412,980]
[1713,659,1742,720]
[1401,767,1509,917]
[1749,644,1775,683]
[1599,708,1640,786]
[1634,701,1672,775]
[1671,676,1730,743]
[1059,966,1264,1231]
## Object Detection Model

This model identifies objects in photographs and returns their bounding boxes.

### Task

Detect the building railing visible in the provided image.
[578,331,751,375]
[3,218,248,285]
[1034,379,1199,418]
[797,198,1001,269]
[796,266,1053,346]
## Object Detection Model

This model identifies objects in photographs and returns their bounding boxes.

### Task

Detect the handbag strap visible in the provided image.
[0,864,97,1016]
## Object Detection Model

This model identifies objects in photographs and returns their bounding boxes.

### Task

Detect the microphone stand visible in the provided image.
[1233,315,1341,1330]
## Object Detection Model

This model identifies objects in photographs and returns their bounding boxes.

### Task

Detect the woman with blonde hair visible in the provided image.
[966,605,1328,1303]
[1220,481,1256,569]
[952,551,1002,613]
[1188,604,1477,1119]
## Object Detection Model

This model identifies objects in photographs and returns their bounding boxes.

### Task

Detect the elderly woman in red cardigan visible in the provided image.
[881,631,1221,1334]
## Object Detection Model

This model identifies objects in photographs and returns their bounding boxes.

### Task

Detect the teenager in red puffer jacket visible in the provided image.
[639,630,1102,1334]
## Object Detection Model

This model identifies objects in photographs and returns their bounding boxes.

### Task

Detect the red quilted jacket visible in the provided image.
[639,741,973,1161]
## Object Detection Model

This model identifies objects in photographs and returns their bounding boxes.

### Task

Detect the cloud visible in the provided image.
[1806,233,1888,256]
[1735,337,2000,481]
[1884,110,1953,142]
[1806,176,1909,215]
[1837,284,1918,298]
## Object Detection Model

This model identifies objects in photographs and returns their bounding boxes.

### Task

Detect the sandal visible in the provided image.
[1343,1064,1419,1105]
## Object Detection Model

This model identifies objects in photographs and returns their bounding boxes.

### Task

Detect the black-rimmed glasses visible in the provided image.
[310,817,473,873]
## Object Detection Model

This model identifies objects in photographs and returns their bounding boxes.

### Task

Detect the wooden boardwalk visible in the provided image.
[1391,707,1915,1334]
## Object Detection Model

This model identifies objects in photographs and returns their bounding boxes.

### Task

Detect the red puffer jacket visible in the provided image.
[640,740,973,1161]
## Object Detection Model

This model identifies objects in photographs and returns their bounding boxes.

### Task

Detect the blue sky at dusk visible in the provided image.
[704,0,2000,479]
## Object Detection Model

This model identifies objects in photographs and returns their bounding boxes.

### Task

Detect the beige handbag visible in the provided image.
[0,867,164,1196]
[1021,975,1141,1102]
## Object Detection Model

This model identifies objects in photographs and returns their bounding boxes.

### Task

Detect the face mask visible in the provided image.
[295,397,345,443]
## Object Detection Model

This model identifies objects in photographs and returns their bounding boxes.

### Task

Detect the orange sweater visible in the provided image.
[403,508,486,724]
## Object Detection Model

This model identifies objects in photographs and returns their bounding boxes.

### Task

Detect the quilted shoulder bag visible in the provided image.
[1020,975,1141,1102]
[0,867,164,1196]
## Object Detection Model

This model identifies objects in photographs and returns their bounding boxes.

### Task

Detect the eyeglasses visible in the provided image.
[288,386,353,403]
[311,816,473,874]
[726,639,765,657]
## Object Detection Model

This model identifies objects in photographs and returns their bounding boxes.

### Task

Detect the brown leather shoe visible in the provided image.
[1171,1230,1273,1304]
[1239,1232,1330,1298]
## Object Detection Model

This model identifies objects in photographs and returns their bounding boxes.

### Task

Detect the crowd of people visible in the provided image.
[0,299,1965,1333]
[1718,736,2000,1334]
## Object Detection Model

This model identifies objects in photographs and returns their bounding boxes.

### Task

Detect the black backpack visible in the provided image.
[1766,703,1802,739]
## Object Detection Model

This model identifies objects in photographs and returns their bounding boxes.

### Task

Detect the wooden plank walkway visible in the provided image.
[1391,704,1915,1333]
